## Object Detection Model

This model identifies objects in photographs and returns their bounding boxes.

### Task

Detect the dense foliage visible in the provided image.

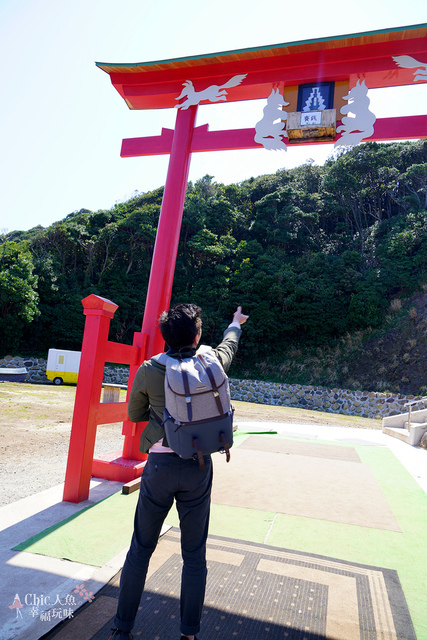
[2,140,427,372]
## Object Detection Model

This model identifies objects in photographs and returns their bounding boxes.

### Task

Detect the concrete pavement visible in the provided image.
[1,421,426,640]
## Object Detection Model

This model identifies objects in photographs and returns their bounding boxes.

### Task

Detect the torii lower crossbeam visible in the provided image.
[121,115,427,158]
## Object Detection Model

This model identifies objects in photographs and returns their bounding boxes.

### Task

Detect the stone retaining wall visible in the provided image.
[0,355,129,386]
[1,355,49,384]
[2,355,426,419]
[228,379,427,420]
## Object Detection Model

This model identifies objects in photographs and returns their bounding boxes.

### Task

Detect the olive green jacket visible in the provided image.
[128,325,241,453]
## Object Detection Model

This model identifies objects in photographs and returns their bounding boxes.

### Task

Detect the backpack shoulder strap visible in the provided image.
[196,345,214,356]
[153,352,194,422]
[197,353,224,415]
[180,360,193,422]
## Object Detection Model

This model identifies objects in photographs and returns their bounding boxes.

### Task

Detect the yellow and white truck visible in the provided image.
[46,349,81,385]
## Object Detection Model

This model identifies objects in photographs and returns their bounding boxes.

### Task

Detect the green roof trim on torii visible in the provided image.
[96,23,426,73]
[96,23,427,110]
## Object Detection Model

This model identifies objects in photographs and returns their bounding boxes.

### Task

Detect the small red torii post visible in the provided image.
[63,24,427,502]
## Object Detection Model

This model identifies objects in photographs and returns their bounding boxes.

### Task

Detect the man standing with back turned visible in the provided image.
[109,304,249,640]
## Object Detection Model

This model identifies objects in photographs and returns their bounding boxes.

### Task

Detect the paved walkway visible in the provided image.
[1,422,426,640]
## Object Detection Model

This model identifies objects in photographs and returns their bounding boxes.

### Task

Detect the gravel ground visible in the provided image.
[0,382,381,507]
[0,383,126,506]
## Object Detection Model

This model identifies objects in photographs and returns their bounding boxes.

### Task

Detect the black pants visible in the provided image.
[114,452,213,636]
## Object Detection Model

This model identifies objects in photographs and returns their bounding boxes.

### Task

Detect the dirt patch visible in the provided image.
[0,382,381,507]
[0,383,126,506]
[232,399,380,429]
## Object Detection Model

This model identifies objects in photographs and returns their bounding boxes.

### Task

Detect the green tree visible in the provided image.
[0,241,39,351]
[400,164,427,211]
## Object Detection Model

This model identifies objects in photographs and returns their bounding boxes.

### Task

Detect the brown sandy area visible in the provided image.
[0,382,380,506]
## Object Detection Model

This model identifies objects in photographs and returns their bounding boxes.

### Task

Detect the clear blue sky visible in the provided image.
[1,0,426,232]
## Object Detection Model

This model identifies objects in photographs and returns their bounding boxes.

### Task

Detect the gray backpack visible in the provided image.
[152,346,233,469]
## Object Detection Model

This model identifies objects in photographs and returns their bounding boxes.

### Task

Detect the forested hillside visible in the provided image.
[2,140,427,394]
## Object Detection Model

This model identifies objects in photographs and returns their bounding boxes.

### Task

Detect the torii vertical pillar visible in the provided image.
[63,105,198,502]
[121,104,199,460]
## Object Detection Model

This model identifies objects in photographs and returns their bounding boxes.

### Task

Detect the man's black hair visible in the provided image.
[159,303,202,350]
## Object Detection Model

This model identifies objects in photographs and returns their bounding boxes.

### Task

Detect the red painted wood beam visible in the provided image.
[106,37,427,109]
[63,295,119,503]
[112,36,427,86]
[368,114,427,141]
[121,128,174,156]
[121,105,198,461]
[120,115,427,158]
[103,340,140,365]
[96,402,128,425]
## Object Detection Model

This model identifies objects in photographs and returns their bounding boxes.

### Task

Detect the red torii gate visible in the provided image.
[63,24,427,502]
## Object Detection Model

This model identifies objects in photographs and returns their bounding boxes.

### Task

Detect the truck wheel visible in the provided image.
[53,377,63,385]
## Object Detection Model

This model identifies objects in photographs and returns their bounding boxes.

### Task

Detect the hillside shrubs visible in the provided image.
[1,140,427,374]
